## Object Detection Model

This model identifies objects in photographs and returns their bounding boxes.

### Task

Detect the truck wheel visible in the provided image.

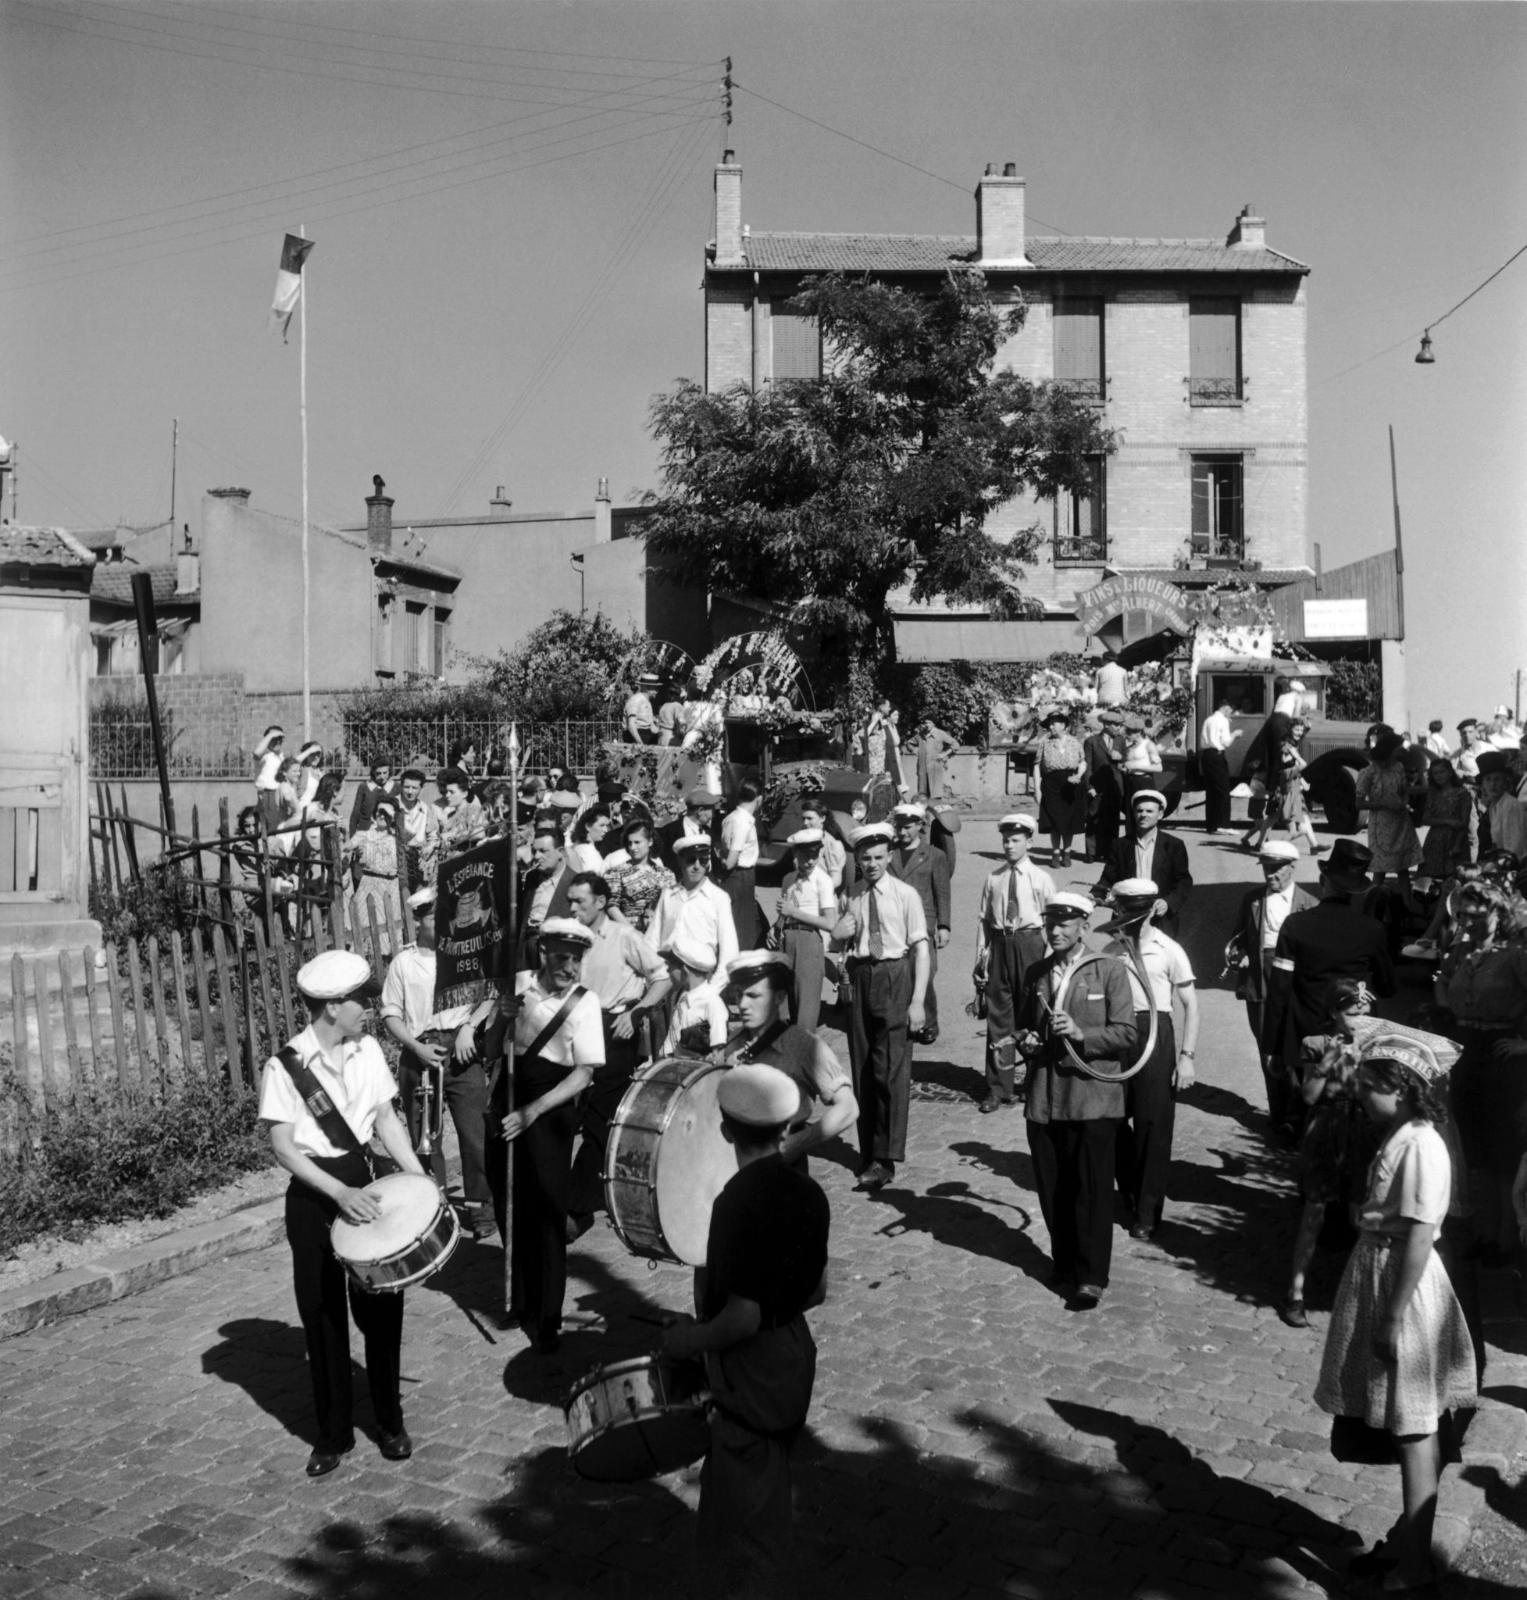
[1321,765,1361,835]
[1162,791,1181,820]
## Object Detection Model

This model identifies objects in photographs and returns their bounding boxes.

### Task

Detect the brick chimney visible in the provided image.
[490,485,513,517]
[366,474,394,555]
[207,486,250,504]
[594,477,612,544]
[976,163,1028,268]
[714,150,744,267]
[1227,204,1266,250]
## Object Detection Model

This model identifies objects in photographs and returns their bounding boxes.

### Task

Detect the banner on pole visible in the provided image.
[268,233,315,342]
[433,837,517,1011]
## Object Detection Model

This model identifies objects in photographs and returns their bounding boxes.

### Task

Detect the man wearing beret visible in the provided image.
[259,950,428,1478]
[890,802,952,1044]
[663,1063,830,1600]
[832,822,930,1192]
[1093,789,1192,938]
[1016,893,1139,1308]
[975,813,1055,1112]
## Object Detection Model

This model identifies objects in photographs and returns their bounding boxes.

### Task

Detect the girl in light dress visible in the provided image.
[1314,1029,1475,1595]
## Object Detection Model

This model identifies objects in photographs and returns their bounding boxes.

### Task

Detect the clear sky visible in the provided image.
[3,1,1524,729]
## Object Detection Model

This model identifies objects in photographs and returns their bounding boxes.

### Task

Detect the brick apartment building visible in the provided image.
[703,154,1314,661]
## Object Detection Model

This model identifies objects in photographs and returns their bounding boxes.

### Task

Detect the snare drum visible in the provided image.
[330,1171,460,1292]
[604,1057,737,1265]
[564,1356,710,1481]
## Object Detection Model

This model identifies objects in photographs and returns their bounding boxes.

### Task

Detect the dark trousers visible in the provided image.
[1029,1118,1119,1289]
[1201,748,1232,832]
[569,1016,642,1218]
[284,1154,404,1451]
[984,925,1046,1096]
[782,928,825,1033]
[1115,1011,1176,1226]
[922,941,940,1039]
[846,953,913,1166]
[1091,772,1124,860]
[1246,995,1300,1128]
[399,1045,491,1206]
[485,1057,579,1331]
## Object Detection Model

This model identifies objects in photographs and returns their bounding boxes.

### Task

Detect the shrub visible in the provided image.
[89,859,203,946]
[0,1075,272,1254]
[1326,658,1382,724]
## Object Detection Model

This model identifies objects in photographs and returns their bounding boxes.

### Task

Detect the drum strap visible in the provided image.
[278,1045,375,1177]
[487,985,589,1101]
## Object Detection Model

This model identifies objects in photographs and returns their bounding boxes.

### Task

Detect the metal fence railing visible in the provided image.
[88,715,625,780]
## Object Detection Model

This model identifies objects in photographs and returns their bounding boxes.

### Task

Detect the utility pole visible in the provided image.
[169,416,178,530]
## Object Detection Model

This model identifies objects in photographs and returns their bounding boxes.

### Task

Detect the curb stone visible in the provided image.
[0,1197,286,1338]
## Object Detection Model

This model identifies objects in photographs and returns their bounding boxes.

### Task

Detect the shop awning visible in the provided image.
[892,617,1088,663]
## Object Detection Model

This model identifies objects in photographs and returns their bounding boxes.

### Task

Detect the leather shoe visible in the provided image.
[1128,1222,1156,1242]
[378,1429,412,1461]
[978,1096,1012,1115]
[857,1163,891,1193]
[306,1442,352,1478]
[1278,1295,1310,1329]
[1070,1284,1104,1310]
[535,1322,563,1355]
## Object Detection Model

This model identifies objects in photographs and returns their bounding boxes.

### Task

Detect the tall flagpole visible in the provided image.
[300,223,311,742]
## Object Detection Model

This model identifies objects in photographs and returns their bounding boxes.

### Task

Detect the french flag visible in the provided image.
[268,233,315,341]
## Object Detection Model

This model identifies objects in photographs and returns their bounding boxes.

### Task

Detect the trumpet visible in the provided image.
[413,1032,449,1159]
[1036,906,1159,1083]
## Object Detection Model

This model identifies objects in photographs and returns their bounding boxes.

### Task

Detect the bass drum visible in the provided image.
[604,1057,737,1266]
[564,1356,710,1481]
[330,1171,460,1293]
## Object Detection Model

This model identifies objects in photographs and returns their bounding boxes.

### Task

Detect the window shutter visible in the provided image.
[1191,459,1211,551]
[1054,299,1103,397]
[772,313,820,382]
[1189,299,1239,387]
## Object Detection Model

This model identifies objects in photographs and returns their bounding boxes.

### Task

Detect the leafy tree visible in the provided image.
[642,272,1112,699]
[467,607,649,720]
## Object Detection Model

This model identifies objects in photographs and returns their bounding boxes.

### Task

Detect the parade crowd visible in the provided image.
[247,679,1527,1599]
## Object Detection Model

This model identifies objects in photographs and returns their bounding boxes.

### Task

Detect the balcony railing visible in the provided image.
[1189,535,1246,562]
[1054,377,1105,406]
[1053,533,1108,566]
[1188,376,1243,407]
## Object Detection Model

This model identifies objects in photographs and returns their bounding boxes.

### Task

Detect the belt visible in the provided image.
[847,952,909,967]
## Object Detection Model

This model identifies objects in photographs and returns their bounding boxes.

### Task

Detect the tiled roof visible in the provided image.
[723,233,1308,275]
[0,525,97,568]
[91,564,186,605]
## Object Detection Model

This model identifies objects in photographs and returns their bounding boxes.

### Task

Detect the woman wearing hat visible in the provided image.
[344,798,403,953]
[1035,709,1088,868]
[253,725,286,831]
[1313,1030,1475,1595]
[259,950,426,1476]
[1357,729,1424,915]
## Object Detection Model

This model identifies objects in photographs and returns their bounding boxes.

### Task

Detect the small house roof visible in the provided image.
[91,563,188,606]
[0,525,97,569]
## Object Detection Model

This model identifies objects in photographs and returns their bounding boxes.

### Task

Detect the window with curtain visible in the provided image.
[432,608,451,678]
[771,311,820,383]
[1053,298,1105,402]
[1054,455,1107,564]
[403,602,424,673]
[1191,455,1244,558]
[1189,299,1241,403]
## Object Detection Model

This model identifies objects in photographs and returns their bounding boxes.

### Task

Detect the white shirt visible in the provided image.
[527,869,561,929]
[1261,883,1297,951]
[1104,925,1194,1012]
[721,806,759,869]
[378,944,474,1038]
[567,842,606,875]
[581,917,666,1012]
[254,750,282,791]
[781,863,837,948]
[1273,691,1307,718]
[1423,732,1452,759]
[978,857,1055,932]
[662,982,731,1056]
[1201,710,1235,752]
[513,972,605,1068]
[649,878,739,980]
[1094,661,1128,706]
[843,874,928,961]
[258,1027,398,1160]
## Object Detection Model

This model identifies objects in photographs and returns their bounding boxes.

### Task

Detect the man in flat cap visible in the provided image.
[890,801,952,1044]
[259,950,427,1478]
[649,835,739,985]
[1224,841,1318,1128]
[832,822,930,1192]
[1262,840,1395,1137]
[1093,788,1192,938]
[656,785,723,875]
[1083,708,1128,863]
[663,1063,830,1600]
[720,950,858,1174]
[1016,893,1138,1308]
[975,813,1055,1112]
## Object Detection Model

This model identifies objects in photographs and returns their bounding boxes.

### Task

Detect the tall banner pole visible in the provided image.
[300,224,311,743]
[503,723,520,1318]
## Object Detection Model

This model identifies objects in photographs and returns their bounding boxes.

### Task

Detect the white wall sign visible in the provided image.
[1303,598,1369,640]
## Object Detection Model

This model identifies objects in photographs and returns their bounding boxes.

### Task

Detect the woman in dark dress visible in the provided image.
[1034,708,1088,867]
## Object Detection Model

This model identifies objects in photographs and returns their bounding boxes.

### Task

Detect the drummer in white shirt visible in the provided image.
[259,949,427,1479]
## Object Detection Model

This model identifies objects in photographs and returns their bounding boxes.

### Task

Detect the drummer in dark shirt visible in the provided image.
[663,1063,830,1600]
[718,950,858,1174]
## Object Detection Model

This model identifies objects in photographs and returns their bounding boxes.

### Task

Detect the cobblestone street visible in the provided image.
[3,821,1524,1600]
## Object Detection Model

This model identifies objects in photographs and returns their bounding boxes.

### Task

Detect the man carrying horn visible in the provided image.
[1099,879,1200,1241]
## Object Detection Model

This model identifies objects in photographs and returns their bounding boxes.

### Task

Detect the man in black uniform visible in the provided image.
[1017,892,1138,1309]
[890,801,952,1043]
[1262,838,1395,1131]
[1093,789,1193,938]
[259,950,427,1477]
[662,1063,830,1600]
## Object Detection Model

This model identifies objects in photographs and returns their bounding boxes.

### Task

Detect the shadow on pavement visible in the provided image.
[867,1173,1052,1286]
[202,1317,356,1445]
[911,1054,987,1104]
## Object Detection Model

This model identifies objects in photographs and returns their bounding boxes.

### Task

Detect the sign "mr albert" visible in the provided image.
[1074,574,1196,639]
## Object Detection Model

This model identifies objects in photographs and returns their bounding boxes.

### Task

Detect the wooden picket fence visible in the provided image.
[2,890,409,1164]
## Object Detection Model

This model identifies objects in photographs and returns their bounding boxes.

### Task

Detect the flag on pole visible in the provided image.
[268,233,315,341]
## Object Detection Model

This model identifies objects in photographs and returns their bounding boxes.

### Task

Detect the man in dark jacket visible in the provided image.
[1084,710,1128,863]
[515,823,575,970]
[1017,892,1139,1309]
[1092,790,1192,937]
[890,802,952,1044]
[655,786,724,874]
[1261,838,1395,1132]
